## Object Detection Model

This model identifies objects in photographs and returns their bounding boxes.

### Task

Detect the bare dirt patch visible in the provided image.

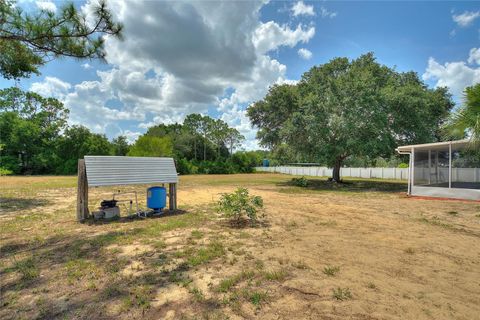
[1,174,479,319]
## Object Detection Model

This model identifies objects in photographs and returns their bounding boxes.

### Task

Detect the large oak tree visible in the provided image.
[248,53,454,181]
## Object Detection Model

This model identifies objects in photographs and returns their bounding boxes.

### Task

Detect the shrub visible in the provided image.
[332,287,352,300]
[398,163,409,168]
[291,176,308,187]
[217,188,264,225]
[0,155,21,174]
[176,158,198,175]
[231,152,259,173]
[0,167,13,175]
[323,265,340,276]
[196,160,235,174]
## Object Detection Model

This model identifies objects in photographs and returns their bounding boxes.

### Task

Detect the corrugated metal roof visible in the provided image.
[84,156,178,187]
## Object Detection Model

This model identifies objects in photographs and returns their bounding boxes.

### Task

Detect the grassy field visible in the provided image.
[1,173,479,319]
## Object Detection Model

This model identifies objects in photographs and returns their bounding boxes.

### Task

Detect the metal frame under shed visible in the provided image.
[77,156,179,221]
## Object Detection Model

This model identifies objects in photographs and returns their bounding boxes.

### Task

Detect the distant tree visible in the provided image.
[0,0,123,79]
[248,53,453,181]
[225,127,245,155]
[55,125,111,174]
[183,114,217,161]
[444,83,480,148]
[208,118,230,158]
[111,135,129,156]
[183,114,203,160]
[127,135,173,157]
[0,87,68,173]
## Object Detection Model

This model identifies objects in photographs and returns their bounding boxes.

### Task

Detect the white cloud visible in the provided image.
[292,1,315,17]
[320,6,337,19]
[467,48,480,64]
[423,53,480,98]
[30,76,71,99]
[452,11,480,27]
[122,130,142,143]
[298,48,312,60]
[32,0,315,148]
[81,63,92,69]
[35,0,56,12]
[253,21,315,54]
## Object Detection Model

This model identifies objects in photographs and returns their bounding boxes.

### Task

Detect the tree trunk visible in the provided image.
[203,136,206,161]
[332,158,342,182]
[194,139,197,160]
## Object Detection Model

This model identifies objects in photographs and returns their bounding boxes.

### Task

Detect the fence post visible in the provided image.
[76,159,89,222]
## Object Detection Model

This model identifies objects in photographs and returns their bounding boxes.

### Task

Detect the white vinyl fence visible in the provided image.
[256,166,480,181]
[255,166,409,180]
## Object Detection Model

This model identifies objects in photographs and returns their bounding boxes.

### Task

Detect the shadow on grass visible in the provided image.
[0,210,211,319]
[0,197,51,214]
[279,177,407,193]
[84,209,189,226]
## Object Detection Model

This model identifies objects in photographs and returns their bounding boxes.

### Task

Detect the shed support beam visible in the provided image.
[169,183,177,211]
[77,159,89,222]
[448,143,452,188]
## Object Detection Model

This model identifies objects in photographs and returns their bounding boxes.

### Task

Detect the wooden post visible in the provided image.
[169,183,177,211]
[76,159,89,222]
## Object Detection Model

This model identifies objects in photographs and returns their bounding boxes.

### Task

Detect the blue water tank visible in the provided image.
[262,159,270,167]
[147,186,166,210]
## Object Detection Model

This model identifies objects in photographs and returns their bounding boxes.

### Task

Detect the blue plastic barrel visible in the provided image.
[147,186,167,210]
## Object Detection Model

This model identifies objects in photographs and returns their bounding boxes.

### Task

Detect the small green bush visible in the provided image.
[0,167,13,175]
[323,265,340,276]
[332,287,352,300]
[398,163,409,168]
[291,176,308,187]
[217,188,264,225]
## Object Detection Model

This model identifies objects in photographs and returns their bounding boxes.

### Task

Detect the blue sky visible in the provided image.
[2,1,480,149]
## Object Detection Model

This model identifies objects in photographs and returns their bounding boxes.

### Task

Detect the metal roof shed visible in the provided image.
[77,156,178,221]
[396,139,480,200]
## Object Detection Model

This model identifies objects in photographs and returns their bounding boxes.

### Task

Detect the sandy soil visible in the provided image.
[1,174,479,320]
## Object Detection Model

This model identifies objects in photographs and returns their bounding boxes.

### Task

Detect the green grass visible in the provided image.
[168,271,193,287]
[246,290,269,307]
[367,282,377,290]
[217,270,255,293]
[190,230,205,239]
[263,269,288,281]
[291,260,309,270]
[121,285,153,311]
[64,259,100,283]
[189,286,205,302]
[187,241,225,267]
[279,177,406,194]
[11,257,39,281]
[332,287,352,300]
[323,265,340,276]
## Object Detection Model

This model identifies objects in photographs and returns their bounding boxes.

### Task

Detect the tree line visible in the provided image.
[0,87,268,175]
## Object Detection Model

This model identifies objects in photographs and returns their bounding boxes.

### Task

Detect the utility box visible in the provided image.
[103,207,120,219]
